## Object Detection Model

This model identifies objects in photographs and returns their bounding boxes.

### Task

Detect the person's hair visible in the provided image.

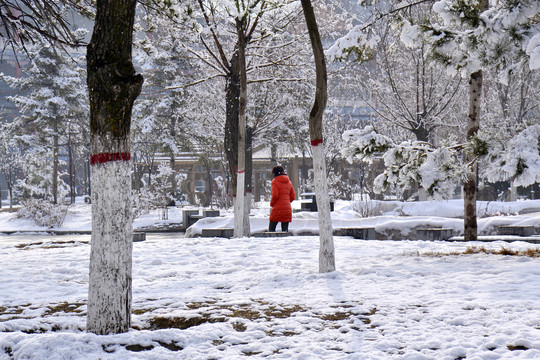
[272,166,285,177]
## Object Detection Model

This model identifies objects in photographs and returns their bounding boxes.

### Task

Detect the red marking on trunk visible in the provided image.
[90,152,131,165]
[311,139,323,146]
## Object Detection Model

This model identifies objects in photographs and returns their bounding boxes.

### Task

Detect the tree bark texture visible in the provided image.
[464,70,482,242]
[169,118,177,204]
[169,153,176,205]
[86,0,143,335]
[300,0,335,273]
[225,52,240,197]
[234,18,250,238]
[244,126,254,234]
[52,118,59,204]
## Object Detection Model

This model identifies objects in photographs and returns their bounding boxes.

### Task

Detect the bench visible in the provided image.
[416,228,453,241]
[201,228,234,238]
[203,210,220,218]
[300,193,334,212]
[497,225,535,236]
[133,232,146,242]
[341,227,376,240]
[183,209,221,228]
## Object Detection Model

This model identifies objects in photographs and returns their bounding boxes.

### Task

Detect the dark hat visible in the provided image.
[272,166,285,177]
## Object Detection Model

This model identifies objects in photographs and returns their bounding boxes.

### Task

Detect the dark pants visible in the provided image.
[269,221,289,232]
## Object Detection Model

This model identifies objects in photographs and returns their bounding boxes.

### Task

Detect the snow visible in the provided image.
[526,34,540,70]
[400,21,422,49]
[88,160,133,334]
[0,199,539,359]
[312,142,335,273]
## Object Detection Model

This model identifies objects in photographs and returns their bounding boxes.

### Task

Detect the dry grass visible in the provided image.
[44,302,85,316]
[15,240,89,250]
[419,246,540,257]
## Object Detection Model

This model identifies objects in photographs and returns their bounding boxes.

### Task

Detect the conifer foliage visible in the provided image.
[1,35,88,204]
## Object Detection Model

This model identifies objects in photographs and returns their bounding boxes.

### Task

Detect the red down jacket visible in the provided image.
[269,174,296,223]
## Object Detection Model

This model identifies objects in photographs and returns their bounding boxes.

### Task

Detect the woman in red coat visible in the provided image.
[269,166,296,232]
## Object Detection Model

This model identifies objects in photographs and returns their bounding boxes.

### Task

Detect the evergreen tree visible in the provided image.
[0,35,88,204]
[133,13,202,204]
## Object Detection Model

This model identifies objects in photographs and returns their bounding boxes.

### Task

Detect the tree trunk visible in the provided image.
[169,118,177,205]
[225,51,240,197]
[85,153,90,197]
[246,126,253,196]
[52,117,59,204]
[169,153,176,205]
[464,69,482,241]
[86,0,143,335]
[234,19,250,238]
[8,170,13,207]
[301,0,335,273]
[245,126,253,233]
[205,162,213,207]
[69,143,75,204]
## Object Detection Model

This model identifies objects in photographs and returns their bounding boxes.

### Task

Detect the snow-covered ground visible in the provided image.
[0,199,539,359]
[187,199,540,239]
[2,198,540,237]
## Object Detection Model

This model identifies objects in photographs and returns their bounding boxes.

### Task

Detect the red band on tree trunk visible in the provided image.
[238,170,246,174]
[90,152,131,165]
[311,139,323,146]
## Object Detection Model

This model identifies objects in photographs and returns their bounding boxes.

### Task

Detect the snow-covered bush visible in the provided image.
[418,147,466,200]
[209,175,232,209]
[351,199,383,217]
[153,164,175,207]
[482,124,540,187]
[345,123,540,201]
[132,187,153,219]
[16,198,68,228]
[343,126,465,200]
[341,126,394,163]
[132,164,180,218]
[14,148,70,203]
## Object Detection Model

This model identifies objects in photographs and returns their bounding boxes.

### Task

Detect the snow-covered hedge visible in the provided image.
[16,198,68,228]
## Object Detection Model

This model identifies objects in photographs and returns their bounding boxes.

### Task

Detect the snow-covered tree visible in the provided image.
[347,4,466,144]
[342,125,466,200]
[0,131,21,207]
[133,9,204,204]
[86,0,143,335]
[0,1,87,208]
[0,34,88,204]
[0,0,84,50]
[334,0,540,240]
[152,163,174,208]
[482,124,540,187]
[419,0,540,239]
[301,0,335,273]
[181,0,308,237]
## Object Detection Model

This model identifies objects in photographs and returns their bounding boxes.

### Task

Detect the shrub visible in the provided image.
[16,198,68,228]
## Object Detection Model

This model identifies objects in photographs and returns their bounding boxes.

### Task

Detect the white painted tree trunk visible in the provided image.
[301,0,335,273]
[87,159,133,334]
[234,169,246,237]
[312,143,335,273]
[233,18,250,238]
